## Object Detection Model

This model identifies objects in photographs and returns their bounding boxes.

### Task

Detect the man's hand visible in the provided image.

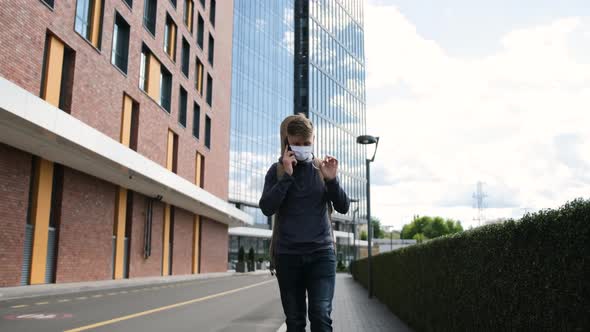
[320,155,338,181]
[282,144,297,176]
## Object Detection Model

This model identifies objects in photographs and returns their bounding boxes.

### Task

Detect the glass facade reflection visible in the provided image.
[229,0,295,228]
[304,0,368,226]
[228,235,270,270]
[229,0,367,231]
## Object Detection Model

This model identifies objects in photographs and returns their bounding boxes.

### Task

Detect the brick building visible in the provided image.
[0,0,251,287]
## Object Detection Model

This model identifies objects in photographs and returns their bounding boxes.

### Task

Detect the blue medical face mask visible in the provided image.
[290,145,313,162]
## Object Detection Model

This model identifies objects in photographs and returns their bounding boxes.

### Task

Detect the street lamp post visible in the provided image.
[352,207,359,262]
[356,135,379,299]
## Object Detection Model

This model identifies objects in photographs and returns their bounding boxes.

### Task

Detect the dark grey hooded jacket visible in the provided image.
[259,158,350,254]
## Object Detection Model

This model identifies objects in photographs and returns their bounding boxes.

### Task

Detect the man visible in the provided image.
[259,114,350,332]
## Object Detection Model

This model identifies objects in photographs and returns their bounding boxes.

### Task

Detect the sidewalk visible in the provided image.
[278,274,413,332]
[0,270,269,302]
[333,274,413,332]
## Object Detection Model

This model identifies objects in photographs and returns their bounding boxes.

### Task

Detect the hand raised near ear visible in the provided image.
[282,144,297,176]
[320,155,338,181]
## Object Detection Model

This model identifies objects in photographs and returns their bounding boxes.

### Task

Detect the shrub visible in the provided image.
[352,199,590,331]
[237,246,245,262]
[248,247,255,262]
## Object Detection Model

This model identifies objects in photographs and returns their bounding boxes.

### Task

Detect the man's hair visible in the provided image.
[280,113,313,155]
[287,113,313,138]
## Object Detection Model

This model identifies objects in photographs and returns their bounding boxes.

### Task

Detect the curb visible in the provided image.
[0,270,272,303]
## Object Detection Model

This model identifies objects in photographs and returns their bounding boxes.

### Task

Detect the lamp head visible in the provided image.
[356,135,378,145]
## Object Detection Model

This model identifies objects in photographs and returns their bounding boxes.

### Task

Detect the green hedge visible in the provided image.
[352,199,590,331]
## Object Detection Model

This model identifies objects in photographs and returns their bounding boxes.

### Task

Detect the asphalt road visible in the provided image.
[0,274,284,332]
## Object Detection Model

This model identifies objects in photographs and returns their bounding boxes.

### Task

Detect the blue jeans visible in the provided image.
[276,248,336,332]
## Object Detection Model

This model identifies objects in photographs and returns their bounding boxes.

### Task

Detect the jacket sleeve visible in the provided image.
[259,163,295,216]
[325,176,350,214]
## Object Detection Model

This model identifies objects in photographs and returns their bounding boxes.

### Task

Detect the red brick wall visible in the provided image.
[204,0,233,200]
[0,144,32,287]
[200,217,228,273]
[171,208,194,276]
[128,194,164,278]
[0,0,232,190]
[0,0,234,284]
[55,167,115,283]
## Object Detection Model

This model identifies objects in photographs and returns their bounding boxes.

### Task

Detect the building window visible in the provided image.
[169,0,176,8]
[207,34,214,66]
[41,0,55,8]
[192,102,200,139]
[206,74,212,106]
[199,0,205,9]
[184,0,194,32]
[209,0,215,27]
[75,0,104,48]
[164,14,177,61]
[160,69,172,112]
[41,33,76,113]
[181,37,190,77]
[140,44,173,113]
[143,0,157,36]
[179,87,187,127]
[196,14,204,49]
[195,58,204,95]
[139,47,148,91]
[122,0,132,8]
[204,115,211,149]
[111,13,130,74]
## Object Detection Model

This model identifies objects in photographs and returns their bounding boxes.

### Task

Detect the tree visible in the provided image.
[238,246,245,262]
[360,230,368,241]
[247,247,255,271]
[446,219,463,233]
[401,216,463,241]
[412,233,427,243]
[248,247,255,263]
[372,217,384,239]
[423,217,448,238]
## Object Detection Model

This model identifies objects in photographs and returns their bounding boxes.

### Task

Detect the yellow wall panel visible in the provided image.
[195,152,203,187]
[196,63,203,93]
[29,159,54,285]
[113,188,127,279]
[42,36,65,108]
[167,130,175,171]
[147,54,161,101]
[187,0,194,31]
[169,23,177,59]
[162,204,171,276]
[120,95,133,147]
[90,0,102,47]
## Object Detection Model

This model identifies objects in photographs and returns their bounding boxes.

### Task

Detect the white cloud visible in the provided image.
[365,3,590,230]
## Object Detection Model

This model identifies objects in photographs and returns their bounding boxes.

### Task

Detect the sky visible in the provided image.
[364,0,590,230]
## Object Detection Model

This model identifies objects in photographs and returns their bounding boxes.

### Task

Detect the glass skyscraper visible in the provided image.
[229,0,295,228]
[229,0,367,230]
[302,0,367,228]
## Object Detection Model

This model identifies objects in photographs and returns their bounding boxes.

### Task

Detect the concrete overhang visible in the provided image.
[228,227,272,238]
[0,77,252,227]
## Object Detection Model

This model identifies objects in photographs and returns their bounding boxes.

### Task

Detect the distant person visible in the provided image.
[259,114,350,332]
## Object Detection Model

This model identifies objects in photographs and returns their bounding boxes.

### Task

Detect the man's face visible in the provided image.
[287,134,314,147]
